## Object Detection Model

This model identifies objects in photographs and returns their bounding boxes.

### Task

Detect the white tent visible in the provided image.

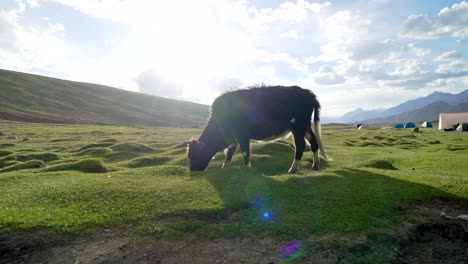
[439,112,468,130]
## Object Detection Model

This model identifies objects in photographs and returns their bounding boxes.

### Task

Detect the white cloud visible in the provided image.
[435,50,463,61]
[311,65,346,85]
[390,59,432,77]
[400,1,468,39]
[435,60,468,73]
[427,78,447,87]
[251,49,309,72]
[0,3,71,74]
[219,0,330,33]
[136,69,183,98]
[254,65,276,76]
[27,0,39,8]
[280,30,299,39]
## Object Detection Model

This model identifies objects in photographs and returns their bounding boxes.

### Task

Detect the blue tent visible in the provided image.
[404,122,416,128]
[394,124,404,128]
[421,121,433,128]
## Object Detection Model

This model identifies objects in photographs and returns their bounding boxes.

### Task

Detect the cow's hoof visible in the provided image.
[311,164,320,171]
[288,169,297,174]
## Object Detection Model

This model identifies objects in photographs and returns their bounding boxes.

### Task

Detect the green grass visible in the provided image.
[0,121,466,242]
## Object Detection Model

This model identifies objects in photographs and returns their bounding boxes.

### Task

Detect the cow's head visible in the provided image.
[187,139,213,171]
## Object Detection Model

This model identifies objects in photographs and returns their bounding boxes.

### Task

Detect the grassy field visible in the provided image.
[0,121,466,263]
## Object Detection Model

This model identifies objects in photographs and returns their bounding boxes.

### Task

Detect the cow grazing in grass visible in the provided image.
[187,85,330,173]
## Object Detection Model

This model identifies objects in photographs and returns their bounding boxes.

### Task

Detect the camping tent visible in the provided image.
[394,124,404,128]
[456,123,468,131]
[404,122,416,128]
[439,112,468,130]
[421,121,433,128]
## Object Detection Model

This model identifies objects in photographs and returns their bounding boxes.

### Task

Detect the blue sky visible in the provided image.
[1,0,467,116]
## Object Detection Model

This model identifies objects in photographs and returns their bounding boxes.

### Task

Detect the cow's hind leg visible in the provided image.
[306,124,320,170]
[222,142,238,168]
[239,138,251,167]
[288,127,307,174]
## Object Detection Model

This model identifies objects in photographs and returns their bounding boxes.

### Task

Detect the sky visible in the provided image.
[0,0,467,117]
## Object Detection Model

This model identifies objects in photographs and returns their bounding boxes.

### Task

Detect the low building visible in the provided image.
[438,112,468,130]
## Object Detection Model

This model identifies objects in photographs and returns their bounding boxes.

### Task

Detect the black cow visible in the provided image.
[187,85,329,173]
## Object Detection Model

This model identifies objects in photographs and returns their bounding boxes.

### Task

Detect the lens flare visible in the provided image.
[279,239,305,262]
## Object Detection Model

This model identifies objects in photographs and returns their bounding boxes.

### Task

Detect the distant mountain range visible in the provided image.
[0,69,209,127]
[323,90,468,124]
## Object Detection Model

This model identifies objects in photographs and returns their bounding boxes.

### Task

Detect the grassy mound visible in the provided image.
[0,152,60,162]
[0,160,46,173]
[0,151,13,157]
[253,142,293,155]
[0,160,17,169]
[110,142,154,153]
[76,147,111,156]
[125,156,171,168]
[77,143,114,151]
[446,144,466,151]
[359,141,383,147]
[163,148,187,155]
[360,159,397,170]
[43,159,109,173]
[97,138,118,143]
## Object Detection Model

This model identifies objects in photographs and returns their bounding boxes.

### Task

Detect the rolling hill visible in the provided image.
[0,69,209,127]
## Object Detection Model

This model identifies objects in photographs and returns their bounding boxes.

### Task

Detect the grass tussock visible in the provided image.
[0,160,17,169]
[110,142,154,153]
[125,156,171,168]
[0,160,46,173]
[97,138,118,143]
[360,159,397,170]
[0,150,13,157]
[0,152,60,162]
[77,142,114,151]
[359,141,383,147]
[76,147,111,156]
[42,158,109,173]
[446,144,467,151]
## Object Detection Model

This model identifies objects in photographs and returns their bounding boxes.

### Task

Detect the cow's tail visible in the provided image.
[313,101,332,161]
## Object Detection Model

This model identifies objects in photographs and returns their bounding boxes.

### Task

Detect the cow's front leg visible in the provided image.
[239,138,251,167]
[222,142,238,168]
[288,130,306,174]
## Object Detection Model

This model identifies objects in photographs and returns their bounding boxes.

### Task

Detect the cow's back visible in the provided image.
[211,86,317,140]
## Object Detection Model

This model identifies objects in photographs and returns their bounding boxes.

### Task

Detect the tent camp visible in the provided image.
[404,122,416,128]
[421,121,433,128]
[439,113,468,130]
[394,124,404,128]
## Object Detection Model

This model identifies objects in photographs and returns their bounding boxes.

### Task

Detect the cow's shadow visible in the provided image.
[189,163,457,239]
